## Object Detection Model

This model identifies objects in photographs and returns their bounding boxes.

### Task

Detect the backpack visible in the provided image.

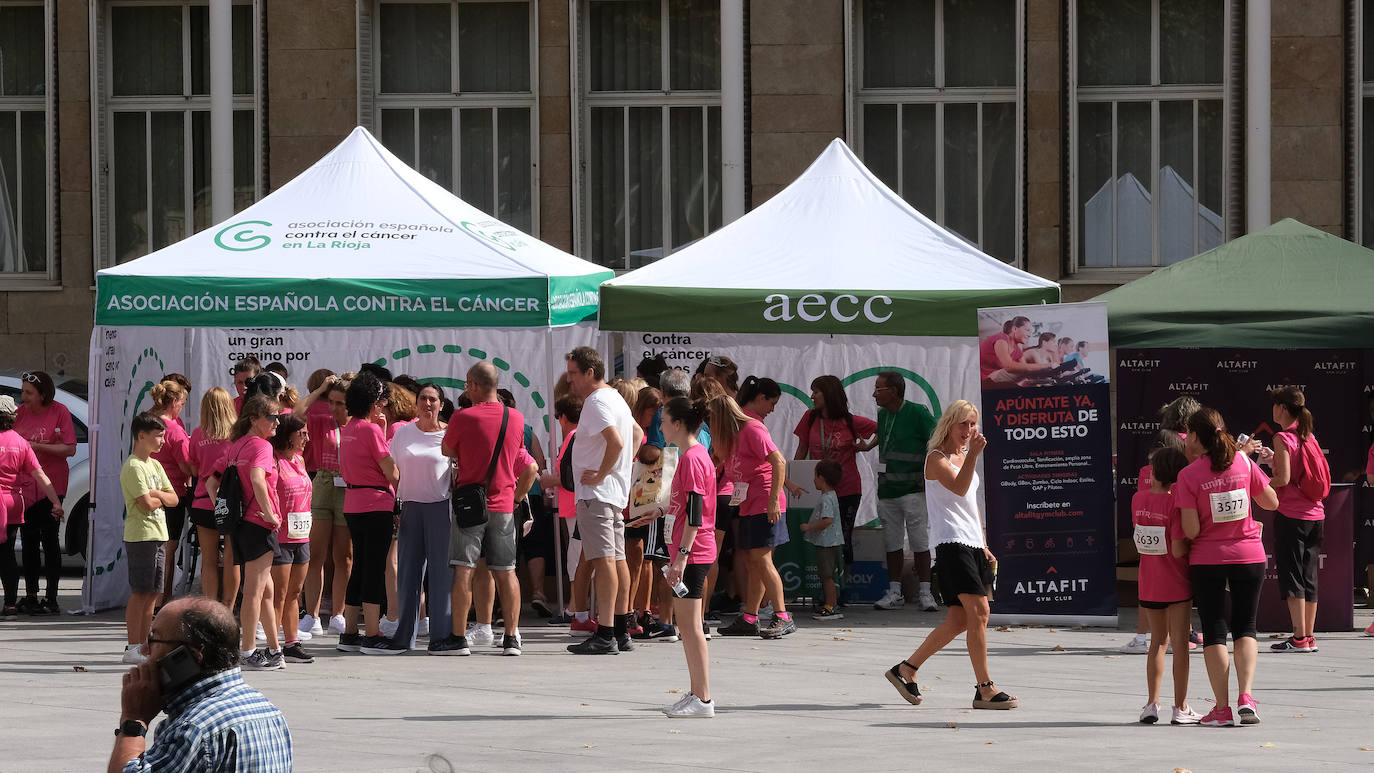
[1282,431,1331,502]
[212,442,248,534]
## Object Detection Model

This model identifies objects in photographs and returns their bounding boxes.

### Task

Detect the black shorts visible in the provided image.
[164,502,190,542]
[625,524,650,544]
[1139,598,1190,610]
[715,495,738,533]
[188,507,217,531]
[680,563,711,599]
[737,513,780,550]
[935,542,991,607]
[518,498,555,568]
[1274,514,1323,601]
[233,521,279,565]
[643,517,670,562]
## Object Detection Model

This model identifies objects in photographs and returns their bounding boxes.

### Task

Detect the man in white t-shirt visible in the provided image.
[565,346,642,654]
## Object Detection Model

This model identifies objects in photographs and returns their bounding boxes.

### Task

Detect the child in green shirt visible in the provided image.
[119,412,177,664]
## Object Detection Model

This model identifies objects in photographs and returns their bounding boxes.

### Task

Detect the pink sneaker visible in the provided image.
[1200,706,1235,727]
[569,616,599,636]
[1237,693,1260,724]
[1365,621,1374,637]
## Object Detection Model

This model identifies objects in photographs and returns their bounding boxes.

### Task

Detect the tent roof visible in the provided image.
[1094,219,1374,348]
[97,127,610,328]
[600,138,1058,336]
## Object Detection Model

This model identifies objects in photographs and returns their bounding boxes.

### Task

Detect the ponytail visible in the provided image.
[1002,315,1030,335]
[1188,408,1236,473]
[1270,386,1314,441]
[664,396,709,435]
[737,375,781,407]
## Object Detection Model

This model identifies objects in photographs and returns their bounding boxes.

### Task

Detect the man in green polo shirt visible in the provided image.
[858,372,937,611]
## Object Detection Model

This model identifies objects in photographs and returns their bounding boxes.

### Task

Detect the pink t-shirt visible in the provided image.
[1137,463,1152,493]
[302,401,332,473]
[188,428,231,511]
[669,443,718,564]
[1132,490,1190,603]
[214,435,280,530]
[1174,453,1270,565]
[979,332,1022,380]
[275,453,311,544]
[556,430,576,519]
[0,429,41,530]
[444,402,525,514]
[13,402,75,499]
[1367,440,1374,477]
[308,411,343,473]
[727,420,787,517]
[149,414,192,495]
[794,412,879,497]
[339,419,395,513]
[1273,428,1325,521]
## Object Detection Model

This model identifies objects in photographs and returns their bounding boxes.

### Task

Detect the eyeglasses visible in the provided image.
[20,372,40,384]
[873,386,893,392]
[265,415,283,423]
[146,635,186,648]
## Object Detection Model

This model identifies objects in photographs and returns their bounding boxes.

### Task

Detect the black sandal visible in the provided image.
[972,680,1018,710]
[885,660,923,705]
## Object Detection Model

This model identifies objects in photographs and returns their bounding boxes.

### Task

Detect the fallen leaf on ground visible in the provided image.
[580,703,589,706]
[995,626,1011,632]
[667,689,680,694]
[1072,625,1086,631]
[668,730,681,735]
[1051,644,1066,652]
[833,636,850,641]
[1268,633,1285,639]
[72,666,87,672]
[985,741,996,745]
[1174,768,1193,773]
[945,722,958,729]
[1291,713,1305,718]
[1359,746,1374,751]
[1259,742,1274,748]
[583,745,595,749]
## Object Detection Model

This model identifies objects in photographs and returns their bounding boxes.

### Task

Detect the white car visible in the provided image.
[0,372,90,565]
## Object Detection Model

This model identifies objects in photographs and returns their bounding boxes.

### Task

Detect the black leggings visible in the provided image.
[21,500,61,601]
[1,524,19,606]
[837,493,861,566]
[345,511,393,607]
[1191,562,1266,647]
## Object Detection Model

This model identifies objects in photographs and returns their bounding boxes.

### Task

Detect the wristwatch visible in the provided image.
[116,719,148,738]
[678,547,691,556]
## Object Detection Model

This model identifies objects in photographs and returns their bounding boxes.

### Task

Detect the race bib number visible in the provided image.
[333,476,346,488]
[728,482,749,507]
[1208,489,1249,523]
[1133,524,1167,556]
[286,511,312,540]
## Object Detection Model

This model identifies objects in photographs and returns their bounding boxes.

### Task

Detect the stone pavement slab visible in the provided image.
[3,580,1372,772]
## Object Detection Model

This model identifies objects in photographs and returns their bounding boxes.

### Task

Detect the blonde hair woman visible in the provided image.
[187,388,239,605]
[884,400,1017,710]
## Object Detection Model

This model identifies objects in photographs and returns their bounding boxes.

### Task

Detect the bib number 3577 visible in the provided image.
[1208,489,1249,523]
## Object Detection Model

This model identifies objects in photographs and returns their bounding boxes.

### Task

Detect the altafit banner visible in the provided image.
[84,323,601,613]
[979,302,1117,624]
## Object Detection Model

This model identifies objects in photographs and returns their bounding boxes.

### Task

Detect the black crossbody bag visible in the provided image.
[450,405,509,528]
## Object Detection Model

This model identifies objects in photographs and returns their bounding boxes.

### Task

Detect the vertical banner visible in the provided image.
[979,302,1117,624]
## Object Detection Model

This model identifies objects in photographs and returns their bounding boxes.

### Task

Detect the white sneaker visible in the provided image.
[1119,634,1149,654]
[284,627,312,642]
[664,692,693,714]
[255,622,267,643]
[122,644,147,665]
[874,588,905,610]
[665,693,715,718]
[467,623,494,647]
[328,614,347,635]
[1138,701,1160,724]
[916,591,938,611]
[417,617,430,638]
[1171,705,1204,725]
[379,616,399,639]
[299,614,324,637]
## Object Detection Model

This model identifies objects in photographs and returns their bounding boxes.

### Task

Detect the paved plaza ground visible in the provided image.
[3,577,1372,772]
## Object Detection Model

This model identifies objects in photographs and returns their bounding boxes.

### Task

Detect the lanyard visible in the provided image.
[819,418,831,457]
[879,409,897,462]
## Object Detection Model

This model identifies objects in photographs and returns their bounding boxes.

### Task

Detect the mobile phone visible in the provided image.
[158,645,202,695]
[662,565,689,598]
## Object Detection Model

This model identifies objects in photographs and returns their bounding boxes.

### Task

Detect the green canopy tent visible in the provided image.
[1094,219,1374,348]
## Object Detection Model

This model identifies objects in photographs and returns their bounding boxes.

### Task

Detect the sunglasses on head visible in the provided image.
[20,372,41,384]
[706,356,730,368]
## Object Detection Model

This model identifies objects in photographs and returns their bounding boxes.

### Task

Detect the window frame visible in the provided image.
[1352,0,1370,246]
[0,0,57,286]
[848,0,1026,268]
[572,0,724,269]
[1067,0,1234,278]
[365,0,541,235]
[93,0,265,270]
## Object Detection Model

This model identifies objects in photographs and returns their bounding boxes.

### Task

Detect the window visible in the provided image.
[371,1,536,234]
[1359,0,1374,245]
[102,1,261,266]
[1072,0,1228,270]
[579,0,722,269]
[854,0,1021,264]
[0,2,52,277]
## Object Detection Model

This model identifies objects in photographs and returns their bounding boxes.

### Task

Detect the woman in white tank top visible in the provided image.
[883,400,1018,711]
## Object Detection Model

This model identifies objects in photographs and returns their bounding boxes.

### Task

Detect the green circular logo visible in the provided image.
[214,220,273,251]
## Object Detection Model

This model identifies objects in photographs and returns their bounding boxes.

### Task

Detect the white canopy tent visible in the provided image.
[601,139,1058,596]
[85,127,611,612]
